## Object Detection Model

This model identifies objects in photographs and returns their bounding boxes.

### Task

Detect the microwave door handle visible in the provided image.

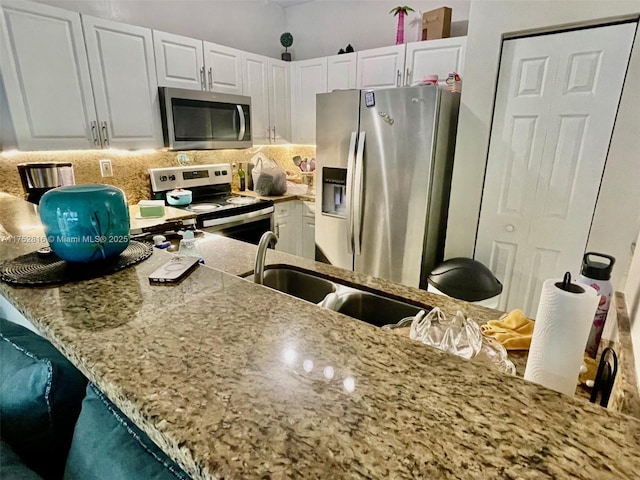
[353,131,365,256]
[345,131,358,255]
[236,105,246,141]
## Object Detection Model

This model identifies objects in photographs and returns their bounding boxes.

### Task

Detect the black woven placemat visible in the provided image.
[0,241,153,286]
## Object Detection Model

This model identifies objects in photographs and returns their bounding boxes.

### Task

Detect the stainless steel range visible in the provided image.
[149,164,274,245]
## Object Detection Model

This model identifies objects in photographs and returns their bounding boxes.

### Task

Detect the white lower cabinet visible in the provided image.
[274,200,300,255]
[301,201,316,260]
[273,199,316,259]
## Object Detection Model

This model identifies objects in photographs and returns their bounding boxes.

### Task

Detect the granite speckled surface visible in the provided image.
[1,192,639,479]
[0,145,316,204]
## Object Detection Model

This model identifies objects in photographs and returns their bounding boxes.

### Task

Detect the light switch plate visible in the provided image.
[99,159,113,177]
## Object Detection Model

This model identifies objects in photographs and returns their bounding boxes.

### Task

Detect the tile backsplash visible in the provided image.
[0,145,316,204]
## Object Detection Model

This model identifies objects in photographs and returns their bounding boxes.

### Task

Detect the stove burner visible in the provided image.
[187,203,221,213]
[227,197,258,206]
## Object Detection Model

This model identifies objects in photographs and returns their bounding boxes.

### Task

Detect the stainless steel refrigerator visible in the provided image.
[315,85,459,289]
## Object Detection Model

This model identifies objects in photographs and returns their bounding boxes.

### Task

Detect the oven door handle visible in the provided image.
[201,207,274,229]
[237,105,246,141]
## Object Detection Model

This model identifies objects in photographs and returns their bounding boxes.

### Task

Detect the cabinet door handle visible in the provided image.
[405,68,410,86]
[396,70,401,87]
[101,121,109,147]
[266,127,271,142]
[272,126,276,142]
[275,222,280,236]
[90,121,100,147]
[200,66,205,90]
[208,67,213,90]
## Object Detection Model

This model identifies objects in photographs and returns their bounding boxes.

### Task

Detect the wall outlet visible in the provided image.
[99,158,113,177]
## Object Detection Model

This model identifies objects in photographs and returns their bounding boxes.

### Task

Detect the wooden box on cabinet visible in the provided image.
[422,7,452,41]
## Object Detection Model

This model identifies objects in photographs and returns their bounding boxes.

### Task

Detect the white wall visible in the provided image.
[445,0,640,292]
[34,0,287,57]
[625,232,640,389]
[285,1,470,59]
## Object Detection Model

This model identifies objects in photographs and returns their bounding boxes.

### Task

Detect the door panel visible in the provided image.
[0,1,96,149]
[356,45,405,89]
[83,16,162,149]
[242,53,269,142]
[405,37,466,85]
[153,30,204,90]
[355,87,438,287]
[476,22,636,317]
[268,59,290,142]
[203,42,243,94]
[315,90,360,270]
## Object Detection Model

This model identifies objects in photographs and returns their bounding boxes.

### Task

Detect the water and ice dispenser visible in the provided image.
[321,167,347,217]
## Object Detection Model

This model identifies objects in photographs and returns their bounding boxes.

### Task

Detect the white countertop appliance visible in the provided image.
[149,163,273,244]
[316,86,460,290]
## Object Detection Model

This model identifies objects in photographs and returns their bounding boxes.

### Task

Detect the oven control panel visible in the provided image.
[149,164,232,192]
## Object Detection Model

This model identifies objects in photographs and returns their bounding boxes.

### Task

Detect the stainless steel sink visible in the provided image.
[261,268,337,304]
[331,291,424,327]
[246,267,427,327]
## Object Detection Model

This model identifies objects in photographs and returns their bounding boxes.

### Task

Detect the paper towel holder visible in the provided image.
[556,272,585,294]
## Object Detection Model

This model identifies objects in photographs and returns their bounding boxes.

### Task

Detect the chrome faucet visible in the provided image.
[254,231,278,284]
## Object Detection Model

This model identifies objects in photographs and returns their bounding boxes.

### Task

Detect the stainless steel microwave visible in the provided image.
[158,87,252,150]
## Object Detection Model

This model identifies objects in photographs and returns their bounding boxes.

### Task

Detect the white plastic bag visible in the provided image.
[251,153,286,196]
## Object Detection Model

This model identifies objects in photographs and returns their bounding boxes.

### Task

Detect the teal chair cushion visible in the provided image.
[0,318,88,479]
[64,383,191,480]
[0,439,44,480]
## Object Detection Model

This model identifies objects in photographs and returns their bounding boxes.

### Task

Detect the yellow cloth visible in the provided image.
[480,309,533,351]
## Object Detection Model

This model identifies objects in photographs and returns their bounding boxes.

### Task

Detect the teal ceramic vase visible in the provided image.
[39,185,130,262]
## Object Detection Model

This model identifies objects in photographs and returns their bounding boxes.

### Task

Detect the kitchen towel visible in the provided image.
[480,309,533,350]
[524,278,599,396]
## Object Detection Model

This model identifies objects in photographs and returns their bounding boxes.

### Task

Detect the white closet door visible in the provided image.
[476,23,636,316]
[83,16,163,149]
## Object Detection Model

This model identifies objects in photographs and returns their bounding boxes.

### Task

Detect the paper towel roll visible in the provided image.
[524,278,599,396]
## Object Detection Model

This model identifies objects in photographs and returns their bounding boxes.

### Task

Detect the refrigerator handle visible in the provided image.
[353,131,365,256]
[345,131,358,255]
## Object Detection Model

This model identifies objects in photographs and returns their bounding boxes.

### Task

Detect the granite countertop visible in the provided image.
[1,192,639,480]
[235,189,315,203]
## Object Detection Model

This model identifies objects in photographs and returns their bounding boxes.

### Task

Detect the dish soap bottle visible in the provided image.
[576,252,615,358]
[178,230,205,264]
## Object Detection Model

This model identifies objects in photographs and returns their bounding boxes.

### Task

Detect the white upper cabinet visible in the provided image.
[82,16,163,149]
[242,53,270,142]
[153,31,243,94]
[0,1,162,151]
[291,57,327,144]
[241,53,290,144]
[153,31,205,90]
[405,37,467,86]
[356,45,406,89]
[0,1,97,150]
[327,52,357,91]
[203,41,243,94]
[268,58,291,143]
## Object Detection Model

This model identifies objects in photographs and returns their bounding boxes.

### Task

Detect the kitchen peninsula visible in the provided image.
[1,192,639,479]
